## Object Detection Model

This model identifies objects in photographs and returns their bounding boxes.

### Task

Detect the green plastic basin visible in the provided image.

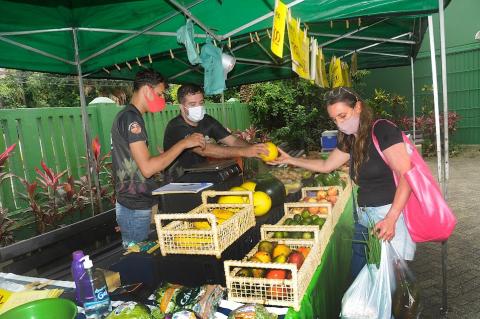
[0,298,77,319]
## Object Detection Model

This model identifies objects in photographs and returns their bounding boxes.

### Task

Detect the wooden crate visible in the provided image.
[224,236,322,311]
[155,191,255,258]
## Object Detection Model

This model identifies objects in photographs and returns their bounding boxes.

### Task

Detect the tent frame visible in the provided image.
[0,0,452,314]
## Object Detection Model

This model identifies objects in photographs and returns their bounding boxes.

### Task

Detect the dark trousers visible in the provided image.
[351,222,368,279]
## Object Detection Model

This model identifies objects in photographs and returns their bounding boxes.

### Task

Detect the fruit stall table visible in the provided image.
[217,191,355,319]
[283,193,354,319]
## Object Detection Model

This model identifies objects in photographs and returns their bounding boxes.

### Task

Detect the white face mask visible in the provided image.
[186,105,205,123]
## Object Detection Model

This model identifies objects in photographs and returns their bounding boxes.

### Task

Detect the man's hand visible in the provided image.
[267,147,292,165]
[244,143,269,158]
[183,133,206,150]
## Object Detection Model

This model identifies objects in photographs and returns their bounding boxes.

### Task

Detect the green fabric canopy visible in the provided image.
[0,0,450,86]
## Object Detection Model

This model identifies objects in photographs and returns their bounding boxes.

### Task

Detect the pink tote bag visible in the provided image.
[371,119,456,242]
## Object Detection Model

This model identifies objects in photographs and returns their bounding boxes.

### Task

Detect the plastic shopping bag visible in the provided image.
[340,241,395,319]
[391,250,422,318]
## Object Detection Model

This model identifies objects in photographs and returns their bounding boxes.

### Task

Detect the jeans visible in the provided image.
[351,204,416,279]
[115,202,152,248]
[351,222,369,279]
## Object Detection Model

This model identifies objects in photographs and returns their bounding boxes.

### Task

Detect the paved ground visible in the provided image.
[410,146,480,319]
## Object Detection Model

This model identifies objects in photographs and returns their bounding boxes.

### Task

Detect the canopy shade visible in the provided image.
[0,0,449,86]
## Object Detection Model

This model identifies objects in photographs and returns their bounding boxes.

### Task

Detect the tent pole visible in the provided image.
[308,32,416,45]
[320,18,388,47]
[439,0,449,316]
[72,28,102,215]
[429,15,449,318]
[221,92,228,129]
[427,16,443,185]
[439,0,449,195]
[410,57,416,141]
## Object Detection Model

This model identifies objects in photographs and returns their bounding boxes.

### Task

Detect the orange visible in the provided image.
[259,142,279,162]
[272,244,291,258]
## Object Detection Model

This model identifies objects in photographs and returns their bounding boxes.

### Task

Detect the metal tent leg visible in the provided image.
[411,57,416,141]
[439,0,450,315]
[429,15,449,317]
[72,28,102,214]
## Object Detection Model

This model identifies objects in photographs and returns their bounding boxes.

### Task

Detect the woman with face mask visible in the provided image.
[270,87,415,278]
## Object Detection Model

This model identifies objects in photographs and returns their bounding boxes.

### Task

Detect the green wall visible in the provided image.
[364,0,480,144]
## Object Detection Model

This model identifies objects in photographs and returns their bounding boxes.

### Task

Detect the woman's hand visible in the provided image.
[374,215,397,241]
[267,147,292,165]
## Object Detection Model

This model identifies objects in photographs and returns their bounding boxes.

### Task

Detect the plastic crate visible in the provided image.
[224,235,321,311]
[155,190,255,258]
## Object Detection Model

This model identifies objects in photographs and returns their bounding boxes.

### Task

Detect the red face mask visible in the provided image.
[144,87,166,112]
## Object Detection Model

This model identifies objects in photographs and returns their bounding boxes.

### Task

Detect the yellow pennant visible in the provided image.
[331,57,346,88]
[342,61,352,87]
[271,0,288,58]
[315,48,329,88]
[287,14,309,79]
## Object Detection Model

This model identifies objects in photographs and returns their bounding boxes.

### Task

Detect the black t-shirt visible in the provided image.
[111,104,160,210]
[163,114,230,171]
[339,120,403,207]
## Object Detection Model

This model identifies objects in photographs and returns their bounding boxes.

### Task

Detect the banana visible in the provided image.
[173,236,212,247]
[212,208,235,220]
[193,221,211,230]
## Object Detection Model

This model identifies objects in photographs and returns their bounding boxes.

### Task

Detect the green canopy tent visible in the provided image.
[0,0,453,314]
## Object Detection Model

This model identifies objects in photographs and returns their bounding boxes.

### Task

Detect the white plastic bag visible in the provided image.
[340,241,396,319]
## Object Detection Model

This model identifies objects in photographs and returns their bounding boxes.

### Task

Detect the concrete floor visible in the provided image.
[411,146,480,319]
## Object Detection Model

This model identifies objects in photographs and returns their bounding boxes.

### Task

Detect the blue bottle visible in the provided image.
[79,255,111,319]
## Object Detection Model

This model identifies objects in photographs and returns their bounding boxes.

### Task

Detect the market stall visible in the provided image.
[0,0,455,316]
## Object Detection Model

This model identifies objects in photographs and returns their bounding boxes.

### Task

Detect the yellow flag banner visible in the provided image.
[315,48,329,88]
[271,0,287,58]
[351,51,358,75]
[298,27,310,80]
[342,61,352,87]
[287,14,309,79]
[331,57,346,88]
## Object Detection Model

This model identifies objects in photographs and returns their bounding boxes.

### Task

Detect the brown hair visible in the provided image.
[324,87,374,182]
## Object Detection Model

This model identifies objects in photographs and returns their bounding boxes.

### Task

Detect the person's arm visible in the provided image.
[130,133,205,178]
[374,142,412,241]
[191,134,268,159]
[269,147,350,173]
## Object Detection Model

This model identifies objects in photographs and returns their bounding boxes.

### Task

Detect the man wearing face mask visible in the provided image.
[111,70,206,247]
[163,83,267,177]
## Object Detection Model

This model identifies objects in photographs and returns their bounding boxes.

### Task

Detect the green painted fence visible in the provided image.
[0,102,251,215]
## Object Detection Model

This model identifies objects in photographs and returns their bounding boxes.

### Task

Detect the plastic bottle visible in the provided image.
[79,255,111,319]
[71,250,93,304]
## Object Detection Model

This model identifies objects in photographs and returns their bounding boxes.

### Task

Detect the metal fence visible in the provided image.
[0,102,251,215]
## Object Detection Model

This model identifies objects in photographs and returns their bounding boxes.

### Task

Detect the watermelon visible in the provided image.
[254,174,286,207]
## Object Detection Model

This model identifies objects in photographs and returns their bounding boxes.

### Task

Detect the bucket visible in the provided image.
[321,130,338,149]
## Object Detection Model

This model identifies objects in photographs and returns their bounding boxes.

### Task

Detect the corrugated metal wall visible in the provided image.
[364,0,480,144]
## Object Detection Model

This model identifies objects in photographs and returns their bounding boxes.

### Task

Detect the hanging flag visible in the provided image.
[342,61,352,87]
[351,51,358,75]
[315,48,329,88]
[329,56,336,87]
[287,13,309,79]
[310,38,317,82]
[331,57,345,88]
[271,0,288,58]
[298,27,310,80]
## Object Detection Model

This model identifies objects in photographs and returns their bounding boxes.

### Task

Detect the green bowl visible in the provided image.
[1,298,77,319]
